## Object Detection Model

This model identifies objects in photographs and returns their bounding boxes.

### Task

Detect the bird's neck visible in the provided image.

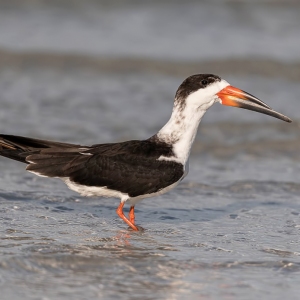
[154,102,207,165]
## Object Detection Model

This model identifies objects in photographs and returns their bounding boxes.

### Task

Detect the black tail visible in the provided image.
[0,134,79,164]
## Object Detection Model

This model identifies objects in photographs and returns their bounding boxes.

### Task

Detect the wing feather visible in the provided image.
[25,140,183,197]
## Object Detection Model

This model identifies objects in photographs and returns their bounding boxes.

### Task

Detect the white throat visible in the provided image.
[156,79,229,165]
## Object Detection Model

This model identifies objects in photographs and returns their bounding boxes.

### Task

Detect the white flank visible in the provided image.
[63,178,129,200]
[63,176,184,206]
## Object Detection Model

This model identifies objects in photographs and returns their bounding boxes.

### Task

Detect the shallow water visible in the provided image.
[0,1,299,299]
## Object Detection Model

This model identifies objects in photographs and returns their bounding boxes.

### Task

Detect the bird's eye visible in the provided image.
[201,80,208,86]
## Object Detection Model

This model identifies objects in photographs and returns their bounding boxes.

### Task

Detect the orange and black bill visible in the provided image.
[217,86,292,123]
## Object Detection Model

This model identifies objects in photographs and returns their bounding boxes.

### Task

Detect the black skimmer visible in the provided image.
[0,74,292,231]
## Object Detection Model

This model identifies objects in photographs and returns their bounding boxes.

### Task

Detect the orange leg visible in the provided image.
[116,202,139,231]
[129,206,135,224]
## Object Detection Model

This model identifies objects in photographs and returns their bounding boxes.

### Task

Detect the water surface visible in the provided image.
[0,1,299,299]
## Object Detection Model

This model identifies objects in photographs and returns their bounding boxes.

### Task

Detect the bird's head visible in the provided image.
[175,74,292,123]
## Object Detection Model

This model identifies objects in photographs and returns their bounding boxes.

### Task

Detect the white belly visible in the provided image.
[63,173,186,206]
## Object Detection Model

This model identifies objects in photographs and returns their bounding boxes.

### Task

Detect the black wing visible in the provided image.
[22,138,183,197]
[65,152,183,197]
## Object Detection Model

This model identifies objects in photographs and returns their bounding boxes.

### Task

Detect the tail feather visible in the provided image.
[0,134,81,164]
[26,153,88,178]
[26,154,77,165]
[27,164,70,177]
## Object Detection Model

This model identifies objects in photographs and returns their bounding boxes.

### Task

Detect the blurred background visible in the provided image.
[0,1,299,299]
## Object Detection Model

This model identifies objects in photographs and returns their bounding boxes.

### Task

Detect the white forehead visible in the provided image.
[198,79,230,98]
[185,79,230,110]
